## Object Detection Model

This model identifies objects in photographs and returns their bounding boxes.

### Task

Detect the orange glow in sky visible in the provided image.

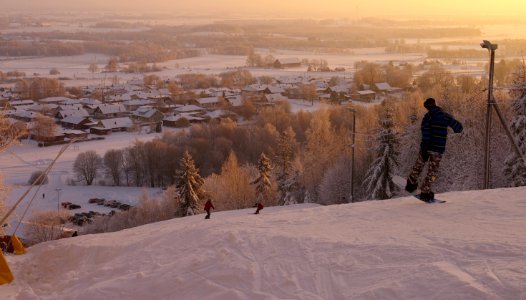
[5,0,526,19]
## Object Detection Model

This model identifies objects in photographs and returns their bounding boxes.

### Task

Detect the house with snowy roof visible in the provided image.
[353,90,377,102]
[175,104,205,114]
[55,108,89,120]
[93,104,127,119]
[61,116,93,130]
[163,113,206,127]
[90,117,134,134]
[273,58,301,68]
[131,107,164,123]
[374,82,404,95]
[195,96,221,108]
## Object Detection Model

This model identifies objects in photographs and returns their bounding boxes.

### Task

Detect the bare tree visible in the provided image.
[105,57,119,72]
[73,150,102,185]
[31,115,57,141]
[88,63,99,77]
[104,149,123,186]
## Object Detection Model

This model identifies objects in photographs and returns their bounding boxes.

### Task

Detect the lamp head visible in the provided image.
[480,40,498,51]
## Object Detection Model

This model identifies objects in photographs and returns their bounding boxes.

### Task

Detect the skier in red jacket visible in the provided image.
[204,199,215,219]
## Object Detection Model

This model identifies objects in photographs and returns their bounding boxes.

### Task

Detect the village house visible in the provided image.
[38,96,74,105]
[55,107,89,120]
[374,82,404,95]
[353,90,377,102]
[163,113,206,127]
[195,96,221,108]
[11,110,39,122]
[130,107,164,123]
[61,116,93,130]
[90,117,134,135]
[7,100,35,108]
[93,104,127,119]
[174,104,206,114]
[273,58,302,69]
[122,99,155,111]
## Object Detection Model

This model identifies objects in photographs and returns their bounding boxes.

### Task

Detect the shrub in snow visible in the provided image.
[28,170,48,185]
[24,210,70,245]
[318,155,351,205]
[83,189,178,234]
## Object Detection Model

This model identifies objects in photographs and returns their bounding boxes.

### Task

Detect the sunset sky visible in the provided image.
[5,0,526,19]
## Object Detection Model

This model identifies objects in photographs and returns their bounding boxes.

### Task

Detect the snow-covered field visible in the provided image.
[0,131,164,233]
[1,187,525,299]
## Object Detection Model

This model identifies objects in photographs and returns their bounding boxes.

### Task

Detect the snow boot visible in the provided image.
[405,180,418,193]
[419,192,435,203]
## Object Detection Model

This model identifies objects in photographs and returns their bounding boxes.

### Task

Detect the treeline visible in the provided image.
[0,40,83,57]
[0,39,199,63]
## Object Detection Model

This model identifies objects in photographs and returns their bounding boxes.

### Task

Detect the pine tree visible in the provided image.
[176,151,205,216]
[504,62,526,186]
[275,127,296,205]
[252,153,273,205]
[363,105,400,200]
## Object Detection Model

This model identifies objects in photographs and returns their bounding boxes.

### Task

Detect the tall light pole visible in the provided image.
[481,40,526,189]
[348,108,356,202]
[481,40,497,189]
[56,187,62,213]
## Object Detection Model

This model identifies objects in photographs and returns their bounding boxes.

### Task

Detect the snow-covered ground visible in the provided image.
[1,187,525,299]
[0,131,165,233]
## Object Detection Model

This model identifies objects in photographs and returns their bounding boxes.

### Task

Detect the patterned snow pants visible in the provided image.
[408,151,443,194]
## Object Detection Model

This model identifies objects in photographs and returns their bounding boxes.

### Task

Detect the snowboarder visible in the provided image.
[254,202,264,214]
[405,98,463,202]
[204,198,214,219]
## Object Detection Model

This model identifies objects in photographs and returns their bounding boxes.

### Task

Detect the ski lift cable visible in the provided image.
[0,138,79,228]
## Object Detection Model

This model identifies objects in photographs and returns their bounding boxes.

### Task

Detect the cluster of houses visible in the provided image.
[0,75,404,145]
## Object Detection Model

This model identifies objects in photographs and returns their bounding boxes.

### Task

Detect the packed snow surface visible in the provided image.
[2,187,526,299]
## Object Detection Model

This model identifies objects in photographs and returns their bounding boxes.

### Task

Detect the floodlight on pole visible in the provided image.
[480,40,526,189]
[481,40,497,189]
[347,108,356,202]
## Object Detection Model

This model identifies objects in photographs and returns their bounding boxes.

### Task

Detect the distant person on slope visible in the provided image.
[254,202,264,215]
[405,98,463,202]
[204,198,215,219]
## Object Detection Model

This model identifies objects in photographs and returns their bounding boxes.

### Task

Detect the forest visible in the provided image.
[71,61,526,216]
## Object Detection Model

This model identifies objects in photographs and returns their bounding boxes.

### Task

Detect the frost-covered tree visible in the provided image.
[318,155,351,205]
[252,153,273,205]
[363,105,400,200]
[275,127,297,205]
[0,114,24,233]
[204,151,256,210]
[176,150,205,216]
[504,62,526,186]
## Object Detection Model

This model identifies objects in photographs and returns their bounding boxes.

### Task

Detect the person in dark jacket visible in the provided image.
[406,98,463,202]
[204,199,215,219]
[254,202,264,214]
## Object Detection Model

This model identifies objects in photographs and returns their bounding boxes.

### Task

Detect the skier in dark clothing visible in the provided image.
[254,202,264,214]
[204,199,214,219]
[406,98,463,202]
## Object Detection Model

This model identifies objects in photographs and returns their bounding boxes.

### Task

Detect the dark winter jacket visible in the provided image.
[421,106,463,154]
[204,200,214,212]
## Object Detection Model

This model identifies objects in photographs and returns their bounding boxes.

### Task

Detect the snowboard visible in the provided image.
[392,175,446,204]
